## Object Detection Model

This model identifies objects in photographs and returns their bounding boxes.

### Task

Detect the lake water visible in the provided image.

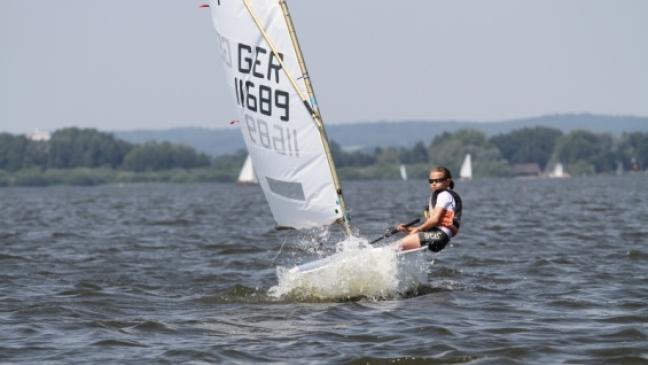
[1,175,647,364]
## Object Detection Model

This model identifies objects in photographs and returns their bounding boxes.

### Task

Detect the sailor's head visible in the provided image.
[428,166,454,190]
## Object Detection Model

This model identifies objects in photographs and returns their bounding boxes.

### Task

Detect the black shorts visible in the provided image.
[418,228,450,252]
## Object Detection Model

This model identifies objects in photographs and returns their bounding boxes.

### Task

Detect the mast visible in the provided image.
[242,0,353,235]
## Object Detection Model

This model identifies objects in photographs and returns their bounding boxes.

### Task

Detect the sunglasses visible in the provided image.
[428,177,448,184]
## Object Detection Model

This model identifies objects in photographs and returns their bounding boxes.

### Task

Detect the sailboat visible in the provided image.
[237,155,258,185]
[459,153,472,180]
[548,162,569,178]
[399,164,408,181]
[205,0,430,297]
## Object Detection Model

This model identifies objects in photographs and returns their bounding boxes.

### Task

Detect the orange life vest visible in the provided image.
[425,189,463,236]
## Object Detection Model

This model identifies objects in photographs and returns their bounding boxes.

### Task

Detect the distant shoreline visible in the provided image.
[0,168,234,188]
[2,121,646,186]
[1,165,643,188]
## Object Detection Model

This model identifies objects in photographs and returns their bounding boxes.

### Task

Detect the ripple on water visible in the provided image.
[194,284,270,304]
[55,282,104,297]
[130,320,175,334]
[92,339,147,348]
[599,327,647,342]
[0,253,29,261]
[626,249,648,260]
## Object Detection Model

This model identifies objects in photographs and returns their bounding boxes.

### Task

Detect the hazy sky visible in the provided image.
[1,0,647,134]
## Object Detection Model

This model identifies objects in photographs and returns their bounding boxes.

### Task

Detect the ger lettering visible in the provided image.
[237,43,283,83]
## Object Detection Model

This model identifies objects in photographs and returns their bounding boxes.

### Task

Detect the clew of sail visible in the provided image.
[207,0,348,230]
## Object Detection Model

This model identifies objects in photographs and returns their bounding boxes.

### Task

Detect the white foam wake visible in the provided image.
[268,236,428,300]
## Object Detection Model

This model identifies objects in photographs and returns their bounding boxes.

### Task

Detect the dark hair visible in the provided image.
[431,166,454,189]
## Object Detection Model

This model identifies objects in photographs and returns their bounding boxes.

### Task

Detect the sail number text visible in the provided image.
[244,113,299,157]
[213,32,299,156]
[235,44,290,122]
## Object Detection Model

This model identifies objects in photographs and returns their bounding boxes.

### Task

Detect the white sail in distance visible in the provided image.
[237,155,258,184]
[207,0,346,229]
[460,153,472,180]
[400,164,408,181]
[548,162,569,178]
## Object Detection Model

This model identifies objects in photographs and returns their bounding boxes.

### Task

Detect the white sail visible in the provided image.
[207,0,345,229]
[548,162,569,178]
[399,164,408,181]
[237,155,258,184]
[459,153,472,180]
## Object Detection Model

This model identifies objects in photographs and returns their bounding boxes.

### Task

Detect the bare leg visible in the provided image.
[393,232,422,251]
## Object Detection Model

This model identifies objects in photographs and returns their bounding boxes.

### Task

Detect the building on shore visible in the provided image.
[512,163,542,178]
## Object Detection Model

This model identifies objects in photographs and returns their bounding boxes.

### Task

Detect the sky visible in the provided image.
[1,0,647,134]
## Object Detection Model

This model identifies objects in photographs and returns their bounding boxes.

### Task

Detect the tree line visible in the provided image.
[1,126,647,186]
[329,127,647,177]
[0,128,210,172]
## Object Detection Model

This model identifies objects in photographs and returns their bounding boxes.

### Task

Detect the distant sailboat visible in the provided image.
[459,154,472,180]
[399,164,408,181]
[616,161,624,176]
[237,155,258,185]
[548,162,569,178]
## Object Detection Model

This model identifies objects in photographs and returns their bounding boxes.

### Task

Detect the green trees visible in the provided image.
[347,128,647,178]
[0,128,210,174]
[490,127,562,169]
[1,126,647,186]
[330,128,648,178]
[0,133,48,171]
[48,128,132,168]
[429,130,510,176]
[399,142,428,164]
[553,130,617,174]
[620,132,648,170]
[490,128,647,175]
[122,142,210,172]
[330,141,376,167]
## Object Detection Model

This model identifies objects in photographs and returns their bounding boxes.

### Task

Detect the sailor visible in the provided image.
[395,166,462,252]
